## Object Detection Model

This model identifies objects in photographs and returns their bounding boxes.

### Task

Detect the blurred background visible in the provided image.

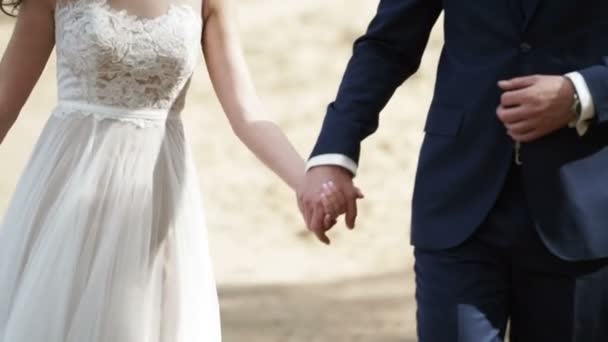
[0,1,444,341]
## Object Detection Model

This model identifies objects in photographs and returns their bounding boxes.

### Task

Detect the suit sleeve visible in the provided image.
[578,58,608,125]
[309,0,443,166]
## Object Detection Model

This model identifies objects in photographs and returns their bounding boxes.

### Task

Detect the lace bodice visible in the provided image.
[54,0,202,115]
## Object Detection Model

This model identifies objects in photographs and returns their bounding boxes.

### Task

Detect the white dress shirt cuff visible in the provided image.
[306,154,358,176]
[565,72,596,136]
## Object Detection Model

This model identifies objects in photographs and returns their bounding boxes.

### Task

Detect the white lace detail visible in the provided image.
[54,0,202,117]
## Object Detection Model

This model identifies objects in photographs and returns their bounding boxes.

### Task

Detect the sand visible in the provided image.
[0,1,444,340]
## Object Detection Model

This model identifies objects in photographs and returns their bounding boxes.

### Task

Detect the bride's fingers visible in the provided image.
[324,214,337,229]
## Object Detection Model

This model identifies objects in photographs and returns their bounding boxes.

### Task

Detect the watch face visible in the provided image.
[573,93,582,116]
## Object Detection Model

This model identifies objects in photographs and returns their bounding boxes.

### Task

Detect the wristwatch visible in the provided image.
[571,88,582,119]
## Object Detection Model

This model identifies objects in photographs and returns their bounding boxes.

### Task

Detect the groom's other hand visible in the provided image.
[497,75,577,142]
[297,166,361,244]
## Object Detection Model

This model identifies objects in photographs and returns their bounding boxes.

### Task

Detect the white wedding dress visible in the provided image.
[0,0,222,341]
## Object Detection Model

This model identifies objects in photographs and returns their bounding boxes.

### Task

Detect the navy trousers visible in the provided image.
[414,164,608,341]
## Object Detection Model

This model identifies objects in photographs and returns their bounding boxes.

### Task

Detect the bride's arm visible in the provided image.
[201,0,305,191]
[0,0,56,144]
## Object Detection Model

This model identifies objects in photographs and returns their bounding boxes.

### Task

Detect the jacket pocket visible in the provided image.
[423,104,465,137]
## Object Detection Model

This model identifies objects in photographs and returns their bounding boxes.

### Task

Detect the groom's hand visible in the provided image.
[297,165,360,245]
[497,75,577,142]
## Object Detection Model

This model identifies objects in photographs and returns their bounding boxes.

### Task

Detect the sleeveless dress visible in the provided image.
[0,0,222,341]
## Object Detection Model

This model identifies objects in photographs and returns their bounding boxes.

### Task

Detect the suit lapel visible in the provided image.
[521,0,542,32]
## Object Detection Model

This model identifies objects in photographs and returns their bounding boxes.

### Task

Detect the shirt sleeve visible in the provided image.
[565,72,596,136]
[306,154,358,176]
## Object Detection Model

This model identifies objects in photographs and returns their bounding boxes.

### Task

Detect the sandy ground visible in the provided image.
[0,1,443,340]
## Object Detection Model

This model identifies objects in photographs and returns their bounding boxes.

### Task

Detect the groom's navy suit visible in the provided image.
[310,0,608,340]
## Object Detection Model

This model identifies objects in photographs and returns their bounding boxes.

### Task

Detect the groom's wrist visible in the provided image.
[565,72,595,136]
[307,154,358,176]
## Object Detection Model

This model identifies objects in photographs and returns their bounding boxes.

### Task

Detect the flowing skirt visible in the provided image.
[0,104,221,342]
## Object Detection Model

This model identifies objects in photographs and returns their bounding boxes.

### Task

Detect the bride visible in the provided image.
[0,0,347,341]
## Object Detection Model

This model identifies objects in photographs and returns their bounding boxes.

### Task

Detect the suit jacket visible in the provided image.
[310,0,608,261]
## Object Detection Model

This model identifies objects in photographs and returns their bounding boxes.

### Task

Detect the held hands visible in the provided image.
[297,75,575,243]
[297,166,364,245]
[497,75,577,142]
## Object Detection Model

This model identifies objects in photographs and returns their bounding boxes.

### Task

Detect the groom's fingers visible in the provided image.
[497,105,529,124]
[498,75,537,91]
[329,182,348,214]
[354,186,365,199]
[344,195,358,229]
[506,118,537,135]
[321,193,338,219]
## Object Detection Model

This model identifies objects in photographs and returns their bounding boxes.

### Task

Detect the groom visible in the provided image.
[297,0,608,341]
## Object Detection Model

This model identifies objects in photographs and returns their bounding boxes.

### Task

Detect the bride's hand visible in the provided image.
[320,181,364,228]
